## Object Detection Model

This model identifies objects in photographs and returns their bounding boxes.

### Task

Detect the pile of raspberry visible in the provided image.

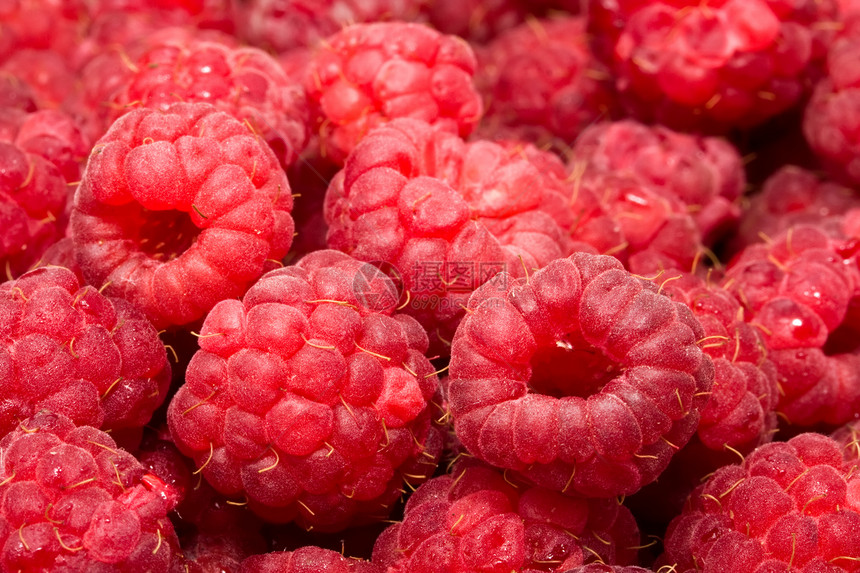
[3,2,860,572]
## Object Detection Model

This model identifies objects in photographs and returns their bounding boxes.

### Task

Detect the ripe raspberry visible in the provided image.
[563,567,654,573]
[591,0,840,132]
[723,225,860,425]
[0,75,37,112]
[0,49,79,111]
[423,0,530,44]
[305,22,483,163]
[70,102,295,329]
[81,32,309,168]
[0,410,182,571]
[0,265,172,439]
[238,0,424,54]
[733,166,860,253]
[475,16,617,152]
[167,250,444,531]
[324,118,574,352]
[372,459,641,572]
[240,546,380,573]
[803,12,860,186]
[447,251,714,498]
[570,119,745,246]
[0,0,87,65]
[660,432,860,573]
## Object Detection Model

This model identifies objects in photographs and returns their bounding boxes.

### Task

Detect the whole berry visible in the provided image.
[167,250,443,531]
[70,102,295,329]
[305,22,483,163]
[0,266,172,439]
[0,410,182,571]
[447,252,714,498]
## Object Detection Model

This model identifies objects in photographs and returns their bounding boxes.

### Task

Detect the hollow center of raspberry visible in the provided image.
[136,208,199,261]
[528,332,620,398]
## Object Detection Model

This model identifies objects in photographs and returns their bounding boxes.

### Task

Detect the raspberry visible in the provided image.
[305,22,483,163]
[240,546,380,573]
[70,102,295,329]
[0,0,87,66]
[238,0,424,54]
[733,166,860,253]
[167,250,444,531]
[372,459,641,572]
[570,119,745,246]
[475,16,617,152]
[803,12,860,186]
[0,266,172,440]
[423,0,530,44]
[563,567,654,573]
[447,252,714,498]
[0,49,79,111]
[660,432,860,573]
[0,410,182,571]
[0,75,37,112]
[723,225,860,425]
[324,118,574,352]
[82,32,309,168]
[591,0,840,132]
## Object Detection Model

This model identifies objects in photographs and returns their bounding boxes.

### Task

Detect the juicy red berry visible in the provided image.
[240,546,380,573]
[447,252,714,498]
[305,22,483,163]
[660,432,860,573]
[324,118,574,353]
[0,266,172,438]
[167,250,443,532]
[70,102,295,329]
[0,411,182,571]
[424,0,529,44]
[0,0,88,65]
[475,16,617,152]
[372,459,641,572]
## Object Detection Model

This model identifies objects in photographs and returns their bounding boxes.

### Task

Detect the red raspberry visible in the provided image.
[423,0,530,44]
[0,0,88,66]
[0,266,172,440]
[660,432,860,573]
[591,0,840,133]
[80,32,309,168]
[238,0,424,54]
[803,13,860,186]
[447,252,714,498]
[70,102,295,329]
[0,411,182,571]
[372,459,641,572]
[563,567,654,573]
[570,119,745,246]
[723,225,860,425]
[733,166,860,253]
[167,250,444,531]
[0,49,79,111]
[0,75,37,112]
[475,15,617,152]
[324,118,574,352]
[240,546,380,573]
[305,22,483,163]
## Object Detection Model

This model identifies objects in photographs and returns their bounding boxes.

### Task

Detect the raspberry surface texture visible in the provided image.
[305,22,483,163]
[167,250,443,531]
[240,546,380,573]
[0,410,182,571]
[0,266,172,438]
[447,251,714,498]
[71,102,294,329]
[372,459,641,572]
[660,432,860,573]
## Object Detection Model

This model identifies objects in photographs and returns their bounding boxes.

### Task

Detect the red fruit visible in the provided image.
[70,102,294,329]
[372,459,641,572]
[240,546,380,573]
[591,0,839,132]
[660,432,860,573]
[167,250,443,531]
[570,119,745,246]
[563,567,655,573]
[305,22,483,163]
[324,118,574,352]
[0,411,182,571]
[0,266,172,439]
[423,0,530,44]
[447,252,714,498]
[0,0,88,65]
[475,16,617,152]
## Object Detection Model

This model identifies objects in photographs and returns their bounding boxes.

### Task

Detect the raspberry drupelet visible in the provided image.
[167,250,444,532]
[305,22,483,164]
[447,251,715,498]
[70,102,294,329]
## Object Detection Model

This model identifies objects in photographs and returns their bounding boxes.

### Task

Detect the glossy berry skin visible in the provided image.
[448,251,714,498]
[167,250,443,532]
[71,102,294,329]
